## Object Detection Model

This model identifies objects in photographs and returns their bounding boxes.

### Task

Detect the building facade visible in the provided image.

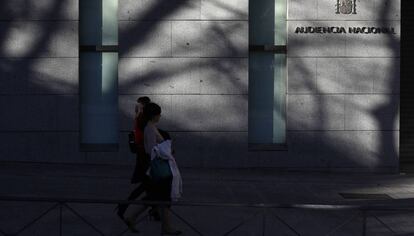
[0,0,400,172]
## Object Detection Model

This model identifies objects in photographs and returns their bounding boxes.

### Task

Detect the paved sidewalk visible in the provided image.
[0,162,414,235]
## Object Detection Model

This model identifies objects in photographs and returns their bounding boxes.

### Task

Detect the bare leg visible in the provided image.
[117,183,146,219]
[124,205,148,233]
[161,207,181,235]
[126,205,148,222]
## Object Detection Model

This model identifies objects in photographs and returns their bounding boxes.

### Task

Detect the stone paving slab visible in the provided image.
[0,162,414,235]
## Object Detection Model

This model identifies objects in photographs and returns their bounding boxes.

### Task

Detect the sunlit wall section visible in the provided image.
[287,0,400,171]
[0,0,79,163]
[118,0,249,167]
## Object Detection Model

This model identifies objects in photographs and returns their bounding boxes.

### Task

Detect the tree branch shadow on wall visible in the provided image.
[0,0,400,172]
[0,1,407,235]
[374,0,400,170]
[285,0,399,172]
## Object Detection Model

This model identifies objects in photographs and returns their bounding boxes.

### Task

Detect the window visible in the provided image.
[248,0,287,149]
[79,0,118,151]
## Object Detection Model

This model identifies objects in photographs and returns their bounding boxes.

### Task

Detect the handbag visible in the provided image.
[128,131,137,153]
[150,156,172,182]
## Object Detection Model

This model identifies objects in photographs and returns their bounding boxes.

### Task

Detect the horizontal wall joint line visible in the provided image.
[118,19,248,22]
[287,19,401,22]
[119,93,248,96]
[287,130,399,132]
[120,130,247,133]
[287,56,400,59]
[0,131,79,133]
[0,94,79,96]
[0,19,79,22]
[119,56,248,59]
[287,93,400,95]
[0,57,79,59]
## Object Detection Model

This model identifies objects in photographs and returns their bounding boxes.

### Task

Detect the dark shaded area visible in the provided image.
[284,0,400,171]
[0,3,409,235]
[0,162,414,235]
[374,0,400,172]
[400,0,414,172]
[0,0,401,172]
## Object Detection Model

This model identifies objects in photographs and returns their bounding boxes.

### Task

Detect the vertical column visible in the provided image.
[79,0,118,151]
[273,0,287,143]
[249,0,286,145]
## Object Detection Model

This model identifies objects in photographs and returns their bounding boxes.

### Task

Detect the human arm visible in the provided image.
[144,124,164,155]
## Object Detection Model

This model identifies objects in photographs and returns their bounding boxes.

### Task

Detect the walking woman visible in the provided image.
[117,97,160,223]
[124,102,182,235]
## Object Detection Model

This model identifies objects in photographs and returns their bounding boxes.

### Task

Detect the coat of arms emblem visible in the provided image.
[336,0,357,14]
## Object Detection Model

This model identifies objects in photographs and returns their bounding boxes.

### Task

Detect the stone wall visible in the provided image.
[0,0,82,162]
[116,0,250,168]
[286,0,400,171]
[0,0,401,172]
